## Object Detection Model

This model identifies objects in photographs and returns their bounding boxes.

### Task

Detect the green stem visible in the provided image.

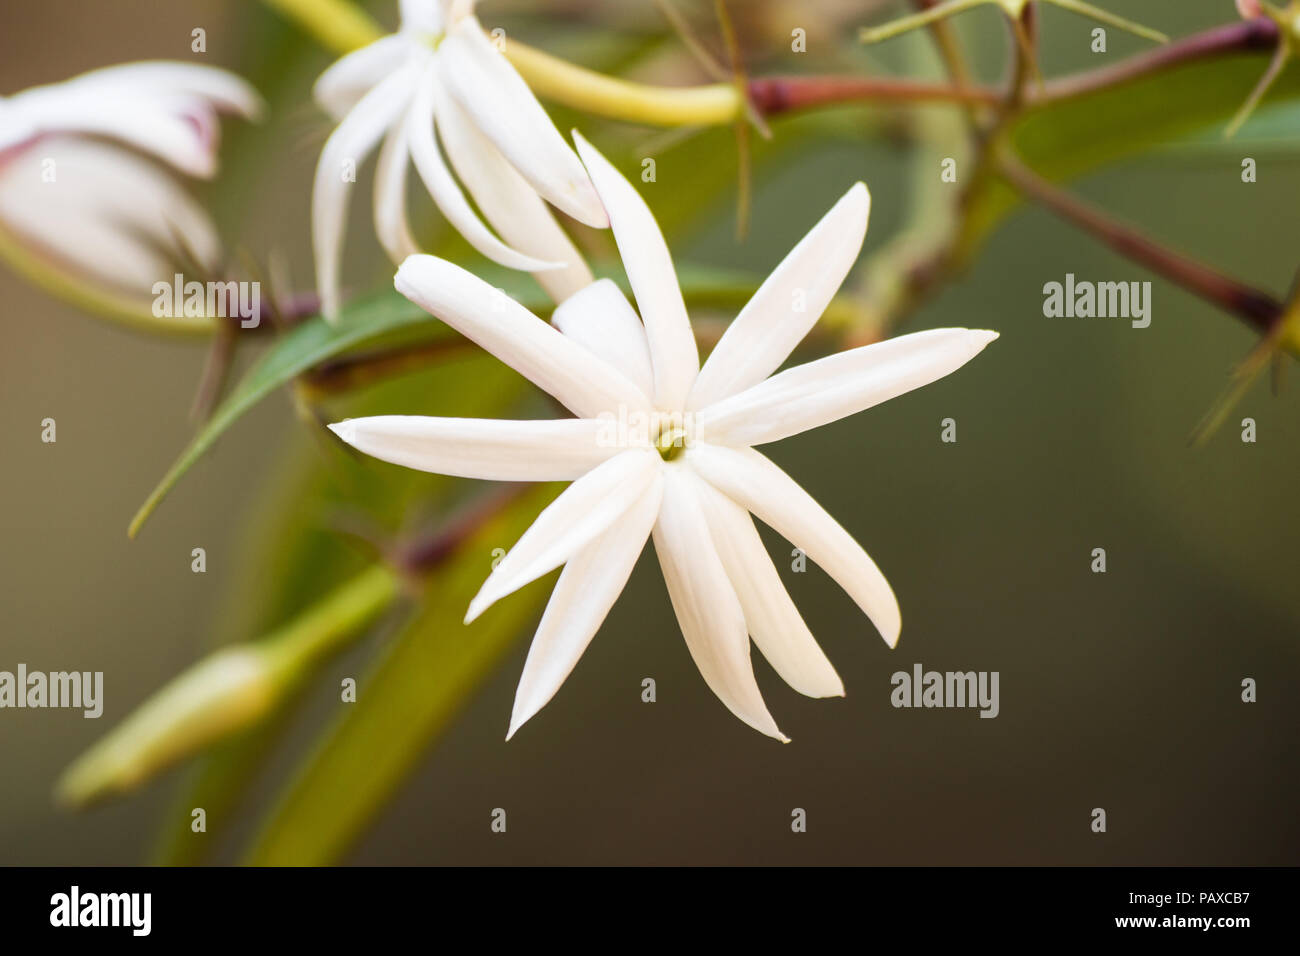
[506,40,743,126]
[56,564,400,809]
[260,0,381,52]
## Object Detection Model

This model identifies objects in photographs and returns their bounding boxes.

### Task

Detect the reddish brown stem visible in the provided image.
[1036,18,1280,104]
[748,74,1002,114]
[998,153,1282,333]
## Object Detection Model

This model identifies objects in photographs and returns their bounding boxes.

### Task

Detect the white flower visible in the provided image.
[0,62,260,297]
[329,135,998,740]
[311,0,606,320]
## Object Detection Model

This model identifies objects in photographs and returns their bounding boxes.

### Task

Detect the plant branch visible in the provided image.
[1035,17,1280,104]
[997,150,1284,335]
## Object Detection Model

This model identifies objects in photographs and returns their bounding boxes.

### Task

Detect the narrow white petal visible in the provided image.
[372,123,419,263]
[507,473,662,739]
[437,19,607,227]
[687,443,900,648]
[694,480,843,698]
[699,328,999,447]
[312,65,417,320]
[327,416,620,481]
[432,81,592,303]
[550,279,655,398]
[653,466,787,741]
[395,255,651,418]
[688,183,871,409]
[572,132,699,409]
[313,35,410,118]
[406,67,561,273]
[466,450,660,622]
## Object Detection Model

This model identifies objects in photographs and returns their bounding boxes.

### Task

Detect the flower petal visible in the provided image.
[395,255,651,418]
[0,138,220,294]
[506,471,662,739]
[65,61,263,119]
[466,449,660,622]
[312,64,418,320]
[550,279,655,398]
[432,79,592,303]
[327,416,621,481]
[688,183,870,409]
[687,443,900,648]
[653,466,787,741]
[313,35,410,119]
[399,0,445,33]
[694,479,843,698]
[406,66,563,274]
[437,18,606,227]
[572,132,699,410]
[698,328,999,447]
[372,123,419,263]
[25,93,219,178]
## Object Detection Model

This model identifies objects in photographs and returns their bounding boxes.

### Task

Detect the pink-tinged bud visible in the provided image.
[1237,0,1263,19]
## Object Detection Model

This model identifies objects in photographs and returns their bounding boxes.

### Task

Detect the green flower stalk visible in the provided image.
[860,0,1168,47]
[1225,1,1300,137]
[56,565,399,808]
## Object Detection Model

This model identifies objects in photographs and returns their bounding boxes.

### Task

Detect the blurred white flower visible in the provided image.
[0,62,260,298]
[312,0,605,320]
[330,135,998,740]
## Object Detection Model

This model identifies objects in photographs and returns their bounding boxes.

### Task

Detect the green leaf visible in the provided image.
[128,290,431,538]
[243,484,559,866]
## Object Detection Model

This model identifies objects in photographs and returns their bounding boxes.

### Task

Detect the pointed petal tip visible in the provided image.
[327,420,356,445]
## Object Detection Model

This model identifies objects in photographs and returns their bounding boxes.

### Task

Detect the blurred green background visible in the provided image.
[1,0,1297,864]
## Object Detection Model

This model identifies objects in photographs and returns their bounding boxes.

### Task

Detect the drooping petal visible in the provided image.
[694,480,844,699]
[327,416,621,481]
[698,328,999,447]
[432,80,592,303]
[550,279,655,397]
[687,443,900,648]
[395,255,651,418]
[65,61,264,119]
[313,35,411,118]
[372,123,419,263]
[465,449,660,622]
[312,64,418,320]
[406,65,563,274]
[572,132,699,410]
[688,183,871,409]
[24,93,221,178]
[437,18,607,228]
[506,472,663,739]
[0,138,220,294]
[653,465,787,741]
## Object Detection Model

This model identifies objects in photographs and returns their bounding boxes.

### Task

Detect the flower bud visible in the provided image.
[55,647,278,809]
